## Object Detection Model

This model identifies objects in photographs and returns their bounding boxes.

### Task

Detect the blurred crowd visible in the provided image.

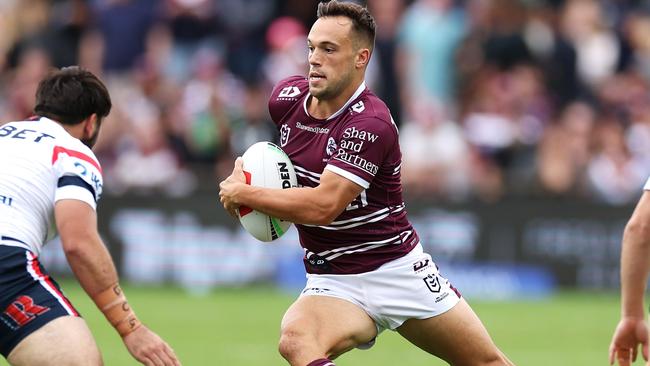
[1,0,649,204]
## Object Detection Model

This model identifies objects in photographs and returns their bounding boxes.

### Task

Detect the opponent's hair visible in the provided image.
[34,66,111,125]
[317,0,376,52]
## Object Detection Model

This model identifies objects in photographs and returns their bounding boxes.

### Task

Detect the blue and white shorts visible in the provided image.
[0,241,79,358]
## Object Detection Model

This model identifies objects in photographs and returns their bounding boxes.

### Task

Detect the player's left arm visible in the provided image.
[220,159,363,225]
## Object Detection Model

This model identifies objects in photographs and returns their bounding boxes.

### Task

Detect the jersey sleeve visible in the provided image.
[51,145,103,210]
[645,176,650,191]
[268,75,307,125]
[325,118,397,189]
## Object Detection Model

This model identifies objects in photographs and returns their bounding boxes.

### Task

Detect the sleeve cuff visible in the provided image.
[325,164,370,189]
[55,186,97,210]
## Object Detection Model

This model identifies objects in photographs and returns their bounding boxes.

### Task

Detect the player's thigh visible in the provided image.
[7,316,102,366]
[280,295,377,357]
[397,298,509,365]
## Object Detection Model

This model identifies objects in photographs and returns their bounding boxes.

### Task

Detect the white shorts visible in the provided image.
[299,244,461,346]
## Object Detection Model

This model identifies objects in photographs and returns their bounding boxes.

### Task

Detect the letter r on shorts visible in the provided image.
[3,295,50,328]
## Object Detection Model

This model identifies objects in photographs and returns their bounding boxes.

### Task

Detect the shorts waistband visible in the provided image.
[0,236,30,250]
[1,236,27,245]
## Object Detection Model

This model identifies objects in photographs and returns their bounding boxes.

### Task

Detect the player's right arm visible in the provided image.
[609,191,650,365]
[55,200,180,366]
[219,157,363,225]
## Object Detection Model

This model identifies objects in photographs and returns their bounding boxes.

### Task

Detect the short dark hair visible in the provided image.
[317,0,376,51]
[34,66,112,125]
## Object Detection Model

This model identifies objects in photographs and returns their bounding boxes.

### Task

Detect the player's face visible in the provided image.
[307,16,358,100]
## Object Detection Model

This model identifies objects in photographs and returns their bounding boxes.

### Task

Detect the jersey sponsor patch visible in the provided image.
[333,151,379,175]
[0,124,55,143]
[350,101,365,113]
[295,121,329,134]
[277,86,301,99]
[342,126,379,143]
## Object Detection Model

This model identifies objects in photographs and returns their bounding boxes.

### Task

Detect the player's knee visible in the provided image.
[278,327,315,364]
[278,329,301,362]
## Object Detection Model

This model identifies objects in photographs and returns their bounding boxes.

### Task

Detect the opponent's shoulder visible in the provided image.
[268,75,308,121]
[51,131,102,176]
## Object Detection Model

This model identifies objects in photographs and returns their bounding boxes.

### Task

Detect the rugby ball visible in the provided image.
[238,141,297,242]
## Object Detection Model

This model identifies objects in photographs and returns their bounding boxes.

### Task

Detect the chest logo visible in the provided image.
[326,137,337,156]
[278,86,300,98]
[280,124,291,147]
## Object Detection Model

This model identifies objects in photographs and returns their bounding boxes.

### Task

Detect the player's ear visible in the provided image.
[355,48,370,69]
[84,114,98,136]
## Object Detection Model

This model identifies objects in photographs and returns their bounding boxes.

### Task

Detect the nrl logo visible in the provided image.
[423,274,441,293]
[280,124,291,147]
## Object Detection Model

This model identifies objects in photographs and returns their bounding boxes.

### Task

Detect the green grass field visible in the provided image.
[0,282,643,365]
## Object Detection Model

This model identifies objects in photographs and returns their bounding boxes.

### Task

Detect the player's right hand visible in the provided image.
[609,317,649,366]
[123,325,181,366]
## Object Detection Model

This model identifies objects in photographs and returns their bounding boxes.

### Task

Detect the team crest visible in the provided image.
[280,124,291,147]
[423,274,441,293]
[326,137,337,156]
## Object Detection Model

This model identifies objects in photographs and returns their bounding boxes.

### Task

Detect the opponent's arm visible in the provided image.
[609,191,650,365]
[219,157,364,225]
[55,199,180,366]
[620,191,650,318]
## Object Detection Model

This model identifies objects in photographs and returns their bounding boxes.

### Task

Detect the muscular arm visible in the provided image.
[609,191,650,365]
[55,199,180,365]
[620,191,650,318]
[220,158,364,226]
[55,199,119,297]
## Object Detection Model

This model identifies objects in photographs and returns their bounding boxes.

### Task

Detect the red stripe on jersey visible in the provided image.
[29,254,79,316]
[238,170,253,217]
[52,146,102,174]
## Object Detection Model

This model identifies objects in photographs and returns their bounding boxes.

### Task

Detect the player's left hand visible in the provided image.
[609,316,649,366]
[123,325,181,366]
[219,157,246,218]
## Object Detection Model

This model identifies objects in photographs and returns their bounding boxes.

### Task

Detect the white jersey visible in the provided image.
[0,117,103,254]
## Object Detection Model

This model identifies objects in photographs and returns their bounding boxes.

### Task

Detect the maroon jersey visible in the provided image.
[268,76,419,274]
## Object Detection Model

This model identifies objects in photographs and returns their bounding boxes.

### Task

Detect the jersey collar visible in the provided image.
[303,80,366,121]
